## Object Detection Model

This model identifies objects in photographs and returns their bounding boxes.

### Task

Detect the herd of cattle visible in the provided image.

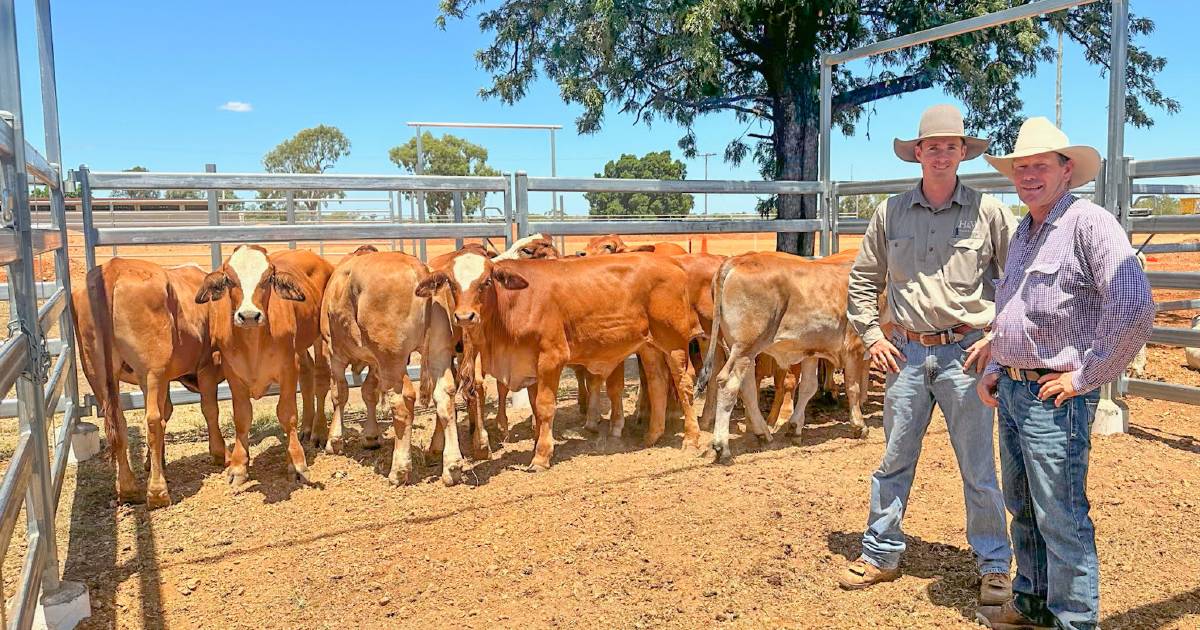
[71,233,871,508]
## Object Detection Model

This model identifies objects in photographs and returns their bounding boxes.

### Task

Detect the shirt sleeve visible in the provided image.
[987,196,1018,279]
[1071,211,1156,393]
[847,200,889,348]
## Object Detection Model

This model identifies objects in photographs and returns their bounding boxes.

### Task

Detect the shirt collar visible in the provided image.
[1014,193,1077,241]
[909,178,968,213]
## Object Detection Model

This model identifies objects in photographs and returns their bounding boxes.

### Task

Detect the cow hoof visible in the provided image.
[224,468,248,490]
[707,444,733,464]
[362,436,381,450]
[525,462,550,473]
[288,463,310,485]
[755,433,772,446]
[298,430,312,444]
[117,488,145,505]
[471,444,491,461]
[851,425,869,439]
[442,462,463,487]
[388,468,412,486]
[325,438,343,455]
[146,488,171,510]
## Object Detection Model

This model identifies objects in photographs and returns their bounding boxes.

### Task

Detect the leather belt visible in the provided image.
[900,323,978,347]
[1001,365,1055,382]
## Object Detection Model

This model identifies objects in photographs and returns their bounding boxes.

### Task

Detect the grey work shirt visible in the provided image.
[848,180,1017,349]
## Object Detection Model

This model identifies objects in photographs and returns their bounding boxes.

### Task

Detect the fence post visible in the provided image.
[78,164,97,271]
[285,190,296,249]
[388,190,398,252]
[502,172,514,248]
[515,171,530,238]
[829,188,840,255]
[452,191,464,250]
[818,58,833,258]
[206,163,220,269]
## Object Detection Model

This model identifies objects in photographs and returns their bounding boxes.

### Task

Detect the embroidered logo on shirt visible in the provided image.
[955,218,977,237]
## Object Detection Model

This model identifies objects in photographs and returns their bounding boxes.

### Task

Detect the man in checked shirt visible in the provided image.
[840,104,1016,606]
[975,117,1154,630]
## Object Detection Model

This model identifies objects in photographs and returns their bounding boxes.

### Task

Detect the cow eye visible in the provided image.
[521,248,533,255]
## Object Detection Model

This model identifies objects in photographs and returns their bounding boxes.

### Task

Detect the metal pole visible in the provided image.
[550,129,564,253]
[502,172,514,248]
[700,152,716,217]
[452,191,464,250]
[285,190,296,249]
[414,126,428,261]
[388,190,397,251]
[515,171,530,237]
[0,0,62,621]
[818,59,833,257]
[78,165,97,271]
[830,190,841,254]
[206,163,219,269]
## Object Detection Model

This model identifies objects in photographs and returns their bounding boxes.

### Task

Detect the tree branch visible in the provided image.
[833,72,935,113]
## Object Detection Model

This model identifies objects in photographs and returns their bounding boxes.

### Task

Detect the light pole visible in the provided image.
[699,152,717,216]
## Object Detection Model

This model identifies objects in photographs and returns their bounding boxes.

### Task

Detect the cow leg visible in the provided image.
[465,356,490,461]
[845,353,870,439]
[699,343,726,432]
[639,349,670,448]
[739,360,772,444]
[710,347,752,463]
[313,345,333,446]
[108,399,141,503]
[767,362,790,431]
[529,369,563,471]
[634,358,650,427]
[361,370,382,449]
[573,365,590,418]
[143,370,171,509]
[495,380,510,440]
[664,347,701,450]
[430,355,465,484]
[605,366,626,438]
[276,360,310,483]
[784,358,821,443]
[583,370,606,434]
[385,376,418,486]
[326,355,350,455]
[225,381,252,489]
[298,349,316,445]
[198,365,226,466]
[145,396,171,473]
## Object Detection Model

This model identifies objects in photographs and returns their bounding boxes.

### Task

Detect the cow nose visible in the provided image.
[575,251,587,257]
[455,311,479,325]
[235,310,263,326]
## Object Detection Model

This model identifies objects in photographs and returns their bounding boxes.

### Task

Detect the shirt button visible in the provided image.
[929,247,934,252]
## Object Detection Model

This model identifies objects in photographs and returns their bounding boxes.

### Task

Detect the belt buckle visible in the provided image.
[1005,366,1021,381]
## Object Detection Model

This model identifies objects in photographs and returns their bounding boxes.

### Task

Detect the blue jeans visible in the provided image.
[861,331,1012,576]
[997,374,1101,630]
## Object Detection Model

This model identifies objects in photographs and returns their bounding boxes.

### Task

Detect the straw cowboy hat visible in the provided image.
[893,104,990,163]
[984,116,1102,189]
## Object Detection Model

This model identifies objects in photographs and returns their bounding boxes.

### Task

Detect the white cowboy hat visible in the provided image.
[893,104,990,163]
[983,117,1101,189]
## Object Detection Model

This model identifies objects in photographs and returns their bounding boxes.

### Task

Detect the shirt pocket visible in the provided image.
[1022,258,1069,324]
[887,236,916,283]
[944,236,984,291]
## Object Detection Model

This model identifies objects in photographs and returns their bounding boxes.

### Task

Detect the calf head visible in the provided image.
[577,234,626,257]
[195,244,306,328]
[414,252,528,326]
[497,233,560,260]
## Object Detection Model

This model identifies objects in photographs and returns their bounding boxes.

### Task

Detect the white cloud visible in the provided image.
[219,101,253,113]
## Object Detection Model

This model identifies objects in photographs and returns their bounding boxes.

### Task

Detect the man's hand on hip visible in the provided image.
[963,337,992,373]
[869,338,906,373]
[977,372,1000,408]
[1037,371,1080,407]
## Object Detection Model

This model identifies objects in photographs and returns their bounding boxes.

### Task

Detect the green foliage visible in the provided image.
[111,166,159,199]
[440,0,1176,255]
[262,125,351,213]
[838,193,890,220]
[585,151,693,217]
[1133,194,1180,215]
[389,132,500,217]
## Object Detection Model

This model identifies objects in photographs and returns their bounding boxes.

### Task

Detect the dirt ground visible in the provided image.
[3,234,1199,629]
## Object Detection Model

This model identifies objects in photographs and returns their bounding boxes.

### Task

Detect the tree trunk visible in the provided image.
[773,79,820,256]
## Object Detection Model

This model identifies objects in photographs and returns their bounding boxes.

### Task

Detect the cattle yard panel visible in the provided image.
[0,0,90,627]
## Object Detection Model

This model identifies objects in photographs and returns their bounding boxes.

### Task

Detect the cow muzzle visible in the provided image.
[454,311,480,326]
[234,309,264,327]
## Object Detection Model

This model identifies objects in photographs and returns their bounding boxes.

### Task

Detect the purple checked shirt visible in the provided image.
[986,194,1155,394]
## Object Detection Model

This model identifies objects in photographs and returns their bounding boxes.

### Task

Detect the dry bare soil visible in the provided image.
[8,237,1200,629]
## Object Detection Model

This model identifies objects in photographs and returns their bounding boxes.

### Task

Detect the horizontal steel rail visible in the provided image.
[527,219,822,236]
[86,171,509,192]
[1156,299,1200,312]
[0,433,32,559]
[0,281,57,301]
[1130,215,1200,234]
[835,172,1014,195]
[1122,378,1200,405]
[1146,271,1200,290]
[0,118,57,188]
[526,176,823,195]
[1143,243,1200,255]
[36,286,65,333]
[78,366,417,416]
[42,347,68,416]
[95,222,508,246]
[837,219,869,235]
[0,332,29,402]
[1128,156,1200,179]
[1131,183,1200,195]
[1148,326,1200,348]
[0,227,62,265]
[824,0,1095,64]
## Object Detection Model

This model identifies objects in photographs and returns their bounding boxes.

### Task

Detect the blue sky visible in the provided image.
[12,1,1198,215]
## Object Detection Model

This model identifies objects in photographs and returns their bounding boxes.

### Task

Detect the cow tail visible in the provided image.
[695,258,734,396]
[86,267,122,462]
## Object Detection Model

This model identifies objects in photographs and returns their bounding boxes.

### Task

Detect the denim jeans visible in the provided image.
[996,373,1102,630]
[861,330,1012,576]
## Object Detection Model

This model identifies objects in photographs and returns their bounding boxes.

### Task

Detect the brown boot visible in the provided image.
[975,600,1054,630]
[980,572,1013,606]
[837,558,900,590]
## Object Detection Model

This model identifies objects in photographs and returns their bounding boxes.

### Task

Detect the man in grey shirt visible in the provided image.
[838,105,1016,609]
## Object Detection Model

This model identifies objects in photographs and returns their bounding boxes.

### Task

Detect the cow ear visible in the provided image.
[195,271,229,303]
[492,268,529,291]
[270,271,307,301]
[415,272,450,298]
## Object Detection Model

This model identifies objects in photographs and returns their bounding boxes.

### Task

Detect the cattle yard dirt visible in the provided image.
[1,235,1197,629]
